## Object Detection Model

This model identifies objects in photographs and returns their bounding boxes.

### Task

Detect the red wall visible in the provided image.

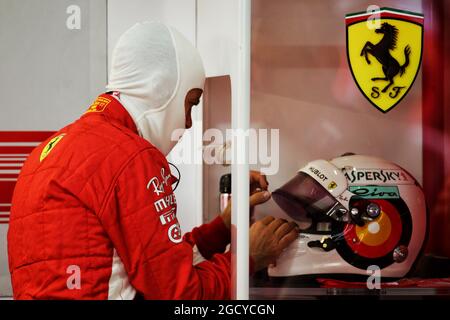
[423,0,450,257]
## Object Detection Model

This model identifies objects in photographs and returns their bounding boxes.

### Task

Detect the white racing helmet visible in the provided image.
[269,154,427,278]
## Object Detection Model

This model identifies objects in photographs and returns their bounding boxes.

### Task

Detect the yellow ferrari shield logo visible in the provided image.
[40,134,65,162]
[346,8,424,113]
[328,181,337,191]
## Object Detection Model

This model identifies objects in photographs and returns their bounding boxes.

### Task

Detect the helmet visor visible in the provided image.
[272,172,339,221]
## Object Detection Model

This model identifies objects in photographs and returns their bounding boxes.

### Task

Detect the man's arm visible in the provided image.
[183,215,231,260]
[183,171,271,260]
[98,147,230,299]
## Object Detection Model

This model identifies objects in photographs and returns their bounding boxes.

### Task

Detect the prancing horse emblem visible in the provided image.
[360,23,411,93]
[346,8,424,113]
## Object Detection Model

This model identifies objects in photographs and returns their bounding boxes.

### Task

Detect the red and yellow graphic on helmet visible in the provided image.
[343,199,403,259]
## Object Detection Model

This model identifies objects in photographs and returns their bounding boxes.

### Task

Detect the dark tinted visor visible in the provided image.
[272,172,339,221]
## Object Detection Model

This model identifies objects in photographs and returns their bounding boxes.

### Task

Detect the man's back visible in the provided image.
[7,94,151,299]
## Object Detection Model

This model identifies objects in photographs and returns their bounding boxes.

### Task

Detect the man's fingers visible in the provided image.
[267,218,287,232]
[250,190,271,207]
[257,173,269,190]
[250,171,269,191]
[260,215,275,225]
[274,221,297,240]
[278,229,299,249]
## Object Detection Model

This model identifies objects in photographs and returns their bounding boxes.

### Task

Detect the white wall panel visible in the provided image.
[197,0,239,78]
[0,0,107,297]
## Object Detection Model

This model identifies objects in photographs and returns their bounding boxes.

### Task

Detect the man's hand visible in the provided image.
[220,171,271,230]
[250,216,299,272]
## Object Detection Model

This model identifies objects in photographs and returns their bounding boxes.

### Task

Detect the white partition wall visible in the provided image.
[0,0,107,297]
[198,0,251,299]
[197,0,239,78]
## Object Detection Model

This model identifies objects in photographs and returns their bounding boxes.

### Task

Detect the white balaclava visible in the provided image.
[107,22,205,155]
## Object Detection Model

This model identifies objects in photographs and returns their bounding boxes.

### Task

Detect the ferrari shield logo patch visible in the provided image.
[40,134,65,162]
[346,8,424,113]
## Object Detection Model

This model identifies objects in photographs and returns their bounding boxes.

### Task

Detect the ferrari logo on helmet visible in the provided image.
[328,181,337,190]
[346,7,424,113]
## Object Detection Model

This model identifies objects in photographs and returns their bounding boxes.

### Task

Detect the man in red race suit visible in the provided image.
[7,22,299,299]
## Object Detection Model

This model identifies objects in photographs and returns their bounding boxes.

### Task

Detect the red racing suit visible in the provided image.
[7,93,231,299]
